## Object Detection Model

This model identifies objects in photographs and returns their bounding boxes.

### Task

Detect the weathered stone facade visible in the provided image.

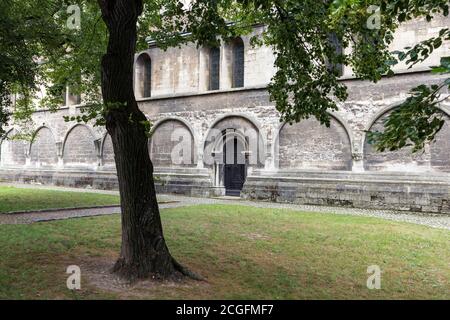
[1,20,450,213]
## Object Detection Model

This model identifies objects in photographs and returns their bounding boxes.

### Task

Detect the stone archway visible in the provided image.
[149,118,195,168]
[364,107,450,172]
[204,115,264,195]
[0,129,27,166]
[276,117,352,170]
[62,124,98,167]
[30,127,58,167]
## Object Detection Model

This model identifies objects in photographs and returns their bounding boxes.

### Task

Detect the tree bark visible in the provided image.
[97,0,200,281]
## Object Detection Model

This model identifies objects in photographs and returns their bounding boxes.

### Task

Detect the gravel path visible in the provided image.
[0,201,182,225]
[0,206,122,224]
[0,183,449,230]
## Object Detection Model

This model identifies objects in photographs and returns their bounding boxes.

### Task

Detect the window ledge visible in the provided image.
[136,85,269,102]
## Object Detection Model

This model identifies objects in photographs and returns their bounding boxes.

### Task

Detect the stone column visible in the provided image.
[94,139,102,169]
[56,141,64,168]
[351,141,364,172]
[25,147,31,167]
[264,126,276,171]
[196,143,204,169]
[213,151,223,186]
[196,127,205,169]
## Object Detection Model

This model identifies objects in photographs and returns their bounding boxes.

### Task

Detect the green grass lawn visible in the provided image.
[0,186,120,213]
[0,204,448,299]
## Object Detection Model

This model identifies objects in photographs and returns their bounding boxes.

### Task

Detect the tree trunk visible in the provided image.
[97,0,199,281]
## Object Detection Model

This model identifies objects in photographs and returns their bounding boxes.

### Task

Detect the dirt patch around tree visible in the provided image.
[79,255,209,299]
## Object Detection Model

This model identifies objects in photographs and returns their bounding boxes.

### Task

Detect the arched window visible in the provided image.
[327,33,343,77]
[232,38,245,88]
[209,47,220,91]
[135,53,152,98]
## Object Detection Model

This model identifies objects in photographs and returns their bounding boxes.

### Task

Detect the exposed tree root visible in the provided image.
[111,257,205,283]
[172,257,205,281]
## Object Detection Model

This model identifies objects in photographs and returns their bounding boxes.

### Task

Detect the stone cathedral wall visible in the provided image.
[1,19,450,213]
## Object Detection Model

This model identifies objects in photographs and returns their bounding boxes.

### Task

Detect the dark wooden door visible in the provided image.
[224,136,246,196]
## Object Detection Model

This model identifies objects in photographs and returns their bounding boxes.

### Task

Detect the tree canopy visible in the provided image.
[0,1,59,135]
